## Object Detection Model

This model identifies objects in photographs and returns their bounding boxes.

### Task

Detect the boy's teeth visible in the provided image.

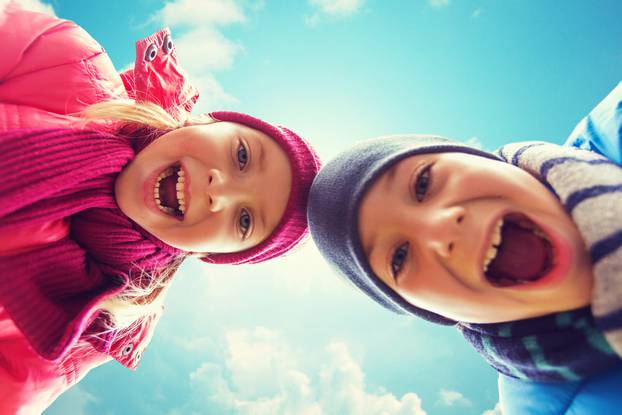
[483,218,504,271]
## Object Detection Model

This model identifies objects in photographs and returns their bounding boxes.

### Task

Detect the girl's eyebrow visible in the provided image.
[257,140,266,172]
[251,139,268,234]
[256,204,267,238]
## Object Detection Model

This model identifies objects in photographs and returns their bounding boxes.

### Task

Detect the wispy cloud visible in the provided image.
[196,243,339,302]
[471,7,484,18]
[153,0,254,111]
[179,328,428,414]
[464,136,484,149]
[160,0,246,27]
[437,388,472,407]
[306,0,365,27]
[309,0,364,16]
[482,402,503,415]
[1,0,54,15]
[45,386,97,415]
[429,0,450,8]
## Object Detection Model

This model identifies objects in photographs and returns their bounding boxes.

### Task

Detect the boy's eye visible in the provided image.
[390,242,409,280]
[237,142,249,170]
[239,209,252,237]
[413,165,431,202]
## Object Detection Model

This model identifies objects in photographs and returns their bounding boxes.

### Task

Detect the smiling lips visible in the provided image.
[483,213,554,287]
[153,163,187,218]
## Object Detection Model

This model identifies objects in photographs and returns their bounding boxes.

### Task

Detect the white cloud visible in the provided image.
[173,27,242,72]
[195,242,342,304]
[437,388,472,407]
[306,0,364,27]
[160,0,246,27]
[225,327,299,397]
[182,329,428,415]
[1,0,54,15]
[318,341,428,415]
[429,0,449,8]
[482,402,503,415]
[309,0,364,16]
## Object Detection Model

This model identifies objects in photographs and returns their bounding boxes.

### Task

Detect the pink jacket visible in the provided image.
[0,4,197,413]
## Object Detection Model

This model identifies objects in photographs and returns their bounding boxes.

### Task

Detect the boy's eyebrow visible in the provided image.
[383,164,399,194]
[361,165,399,271]
[362,236,376,266]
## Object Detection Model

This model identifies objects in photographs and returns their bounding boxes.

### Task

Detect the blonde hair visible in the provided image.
[80,100,209,330]
[81,99,183,131]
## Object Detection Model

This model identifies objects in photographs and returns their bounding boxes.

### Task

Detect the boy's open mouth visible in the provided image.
[483,213,554,287]
[153,163,186,219]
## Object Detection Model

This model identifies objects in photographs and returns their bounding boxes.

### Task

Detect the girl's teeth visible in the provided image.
[152,165,187,215]
[176,168,186,214]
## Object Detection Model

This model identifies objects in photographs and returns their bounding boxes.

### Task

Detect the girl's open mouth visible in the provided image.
[153,163,187,219]
[483,213,555,287]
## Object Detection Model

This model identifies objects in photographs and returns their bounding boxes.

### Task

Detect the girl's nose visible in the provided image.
[206,169,235,213]
[422,206,465,258]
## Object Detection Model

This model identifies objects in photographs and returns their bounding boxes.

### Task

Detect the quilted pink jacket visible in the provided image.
[0,5,197,414]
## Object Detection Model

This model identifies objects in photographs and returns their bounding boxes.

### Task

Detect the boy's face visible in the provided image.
[357,152,593,323]
[115,121,292,254]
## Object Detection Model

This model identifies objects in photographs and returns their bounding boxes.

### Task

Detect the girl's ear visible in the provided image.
[190,251,210,259]
[184,114,217,127]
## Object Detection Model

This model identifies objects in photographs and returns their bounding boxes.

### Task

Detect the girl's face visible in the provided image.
[115,121,292,253]
[357,152,593,323]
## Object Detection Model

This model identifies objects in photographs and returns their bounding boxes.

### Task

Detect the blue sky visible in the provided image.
[10,0,619,414]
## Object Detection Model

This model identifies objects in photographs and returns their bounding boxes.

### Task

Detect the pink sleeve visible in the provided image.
[0,219,70,257]
[0,4,126,131]
[0,306,110,414]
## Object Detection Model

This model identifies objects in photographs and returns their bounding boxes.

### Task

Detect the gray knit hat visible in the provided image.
[307,135,501,325]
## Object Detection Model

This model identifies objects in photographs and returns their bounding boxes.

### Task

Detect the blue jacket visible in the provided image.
[500,82,622,415]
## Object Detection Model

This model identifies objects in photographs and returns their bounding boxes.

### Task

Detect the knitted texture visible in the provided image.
[204,111,321,265]
[307,135,499,325]
[0,128,180,361]
[459,141,622,381]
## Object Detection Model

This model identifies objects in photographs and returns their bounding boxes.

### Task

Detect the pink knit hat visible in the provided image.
[200,111,321,265]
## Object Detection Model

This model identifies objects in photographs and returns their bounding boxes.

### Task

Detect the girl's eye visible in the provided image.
[239,209,252,237]
[414,165,431,202]
[237,142,249,170]
[391,242,409,280]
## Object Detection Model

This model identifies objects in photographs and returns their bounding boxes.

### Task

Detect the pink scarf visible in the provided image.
[0,128,180,360]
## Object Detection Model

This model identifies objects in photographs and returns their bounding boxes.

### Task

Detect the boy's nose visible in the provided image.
[421,206,465,258]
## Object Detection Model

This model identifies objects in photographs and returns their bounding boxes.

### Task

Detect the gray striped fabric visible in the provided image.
[497,141,622,357]
[460,141,622,381]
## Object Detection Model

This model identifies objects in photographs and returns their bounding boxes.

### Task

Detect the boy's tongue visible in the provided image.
[487,221,548,283]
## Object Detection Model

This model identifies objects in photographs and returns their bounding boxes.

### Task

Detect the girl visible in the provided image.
[307,83,622,414]
[0,4,320,413]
